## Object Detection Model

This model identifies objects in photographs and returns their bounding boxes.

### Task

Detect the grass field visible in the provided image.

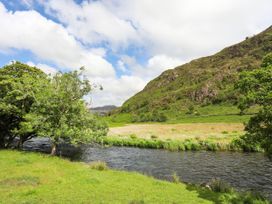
[105,105,256,127]
[109,123,244,144]
[0,150,259,204]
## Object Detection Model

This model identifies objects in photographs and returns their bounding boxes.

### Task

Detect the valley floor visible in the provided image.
[109,123,244,144]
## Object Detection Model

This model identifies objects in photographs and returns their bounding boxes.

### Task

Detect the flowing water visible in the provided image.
[23,138,272,199]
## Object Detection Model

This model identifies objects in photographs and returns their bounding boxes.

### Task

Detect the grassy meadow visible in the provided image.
[109,123,244,143]
[0,150,269,204]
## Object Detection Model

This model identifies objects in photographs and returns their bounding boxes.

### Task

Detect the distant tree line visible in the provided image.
[0,62,108,155]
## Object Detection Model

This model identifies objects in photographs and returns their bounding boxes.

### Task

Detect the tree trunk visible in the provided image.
[51,143,57,156]
[17,137,23,149]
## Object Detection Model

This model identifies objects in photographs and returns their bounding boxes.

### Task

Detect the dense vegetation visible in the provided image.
[99,135,252,152]
[235,53,272,155]
[113,26,272,120]
[0,150,269,204]
[0,62,107,154]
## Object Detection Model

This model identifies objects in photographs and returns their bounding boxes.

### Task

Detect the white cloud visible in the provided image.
[26,61,58,75]
[41,0,140,49]
[105,0,272,59]
[0,2,115,78]
[119,54,183,80]
[1,0,272,106]
[90,75,146,107]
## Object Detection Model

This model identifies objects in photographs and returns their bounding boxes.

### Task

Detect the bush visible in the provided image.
[186,105,195,115]
[172,172,180,184]
[150,135,158,140]
[209,178,233,193]
[230,137,262,152]
[89,161,109,171]
[205,141,218,151]
[230,191,269,204]
[131,111,167,122]
[130,134,137,139]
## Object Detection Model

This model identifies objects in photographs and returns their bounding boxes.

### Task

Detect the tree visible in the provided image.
[236,53,272,155]
[24,69,108,155]
[0,62,47,148]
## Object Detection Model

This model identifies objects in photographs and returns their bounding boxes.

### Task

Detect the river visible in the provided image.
[23,138,272,199]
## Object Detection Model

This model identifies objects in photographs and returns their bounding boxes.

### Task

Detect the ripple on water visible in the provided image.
[23,138,272,200]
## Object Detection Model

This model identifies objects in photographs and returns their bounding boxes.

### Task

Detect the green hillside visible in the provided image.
[116,26,272,118]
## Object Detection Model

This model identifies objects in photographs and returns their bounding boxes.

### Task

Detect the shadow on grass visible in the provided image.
[185,183,271,204]
[185,184,224,204]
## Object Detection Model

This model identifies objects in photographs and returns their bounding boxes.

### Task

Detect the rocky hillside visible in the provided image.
[118,26,272,114]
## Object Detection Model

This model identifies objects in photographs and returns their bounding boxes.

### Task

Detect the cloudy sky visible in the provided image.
[0,0,271,107]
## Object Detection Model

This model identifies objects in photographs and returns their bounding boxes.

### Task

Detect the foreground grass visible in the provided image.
[0,151,268,204]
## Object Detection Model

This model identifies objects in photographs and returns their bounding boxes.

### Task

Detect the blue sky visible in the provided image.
[0,0,271,107]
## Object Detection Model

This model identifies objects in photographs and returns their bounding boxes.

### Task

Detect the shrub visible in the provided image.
[205,141,218,151]
[130,134,138,139]
[209,178,233,193]
[230,137,262,152]
[230,191,268,204]
[131,111,167,122]
[186,105,195,115]
[89,161,108,171]
[172,172,180,184]
[150,135,158,140]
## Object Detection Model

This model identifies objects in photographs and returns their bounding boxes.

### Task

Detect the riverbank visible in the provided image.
[100,136,262,152]
[0,150,269,203]
[109,123,244,142]
[106,123,262,152]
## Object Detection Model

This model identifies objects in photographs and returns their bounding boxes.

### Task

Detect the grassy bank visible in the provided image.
[99,135,262,152]
[105,122,263,152]
[0,150,269,204]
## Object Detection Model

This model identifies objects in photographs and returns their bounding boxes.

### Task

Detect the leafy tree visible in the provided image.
[23,69,108,155]
[236,53,272,155]
[0,62,47,148]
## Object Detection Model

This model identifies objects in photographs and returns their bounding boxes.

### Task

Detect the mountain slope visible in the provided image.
[118,26,272,114]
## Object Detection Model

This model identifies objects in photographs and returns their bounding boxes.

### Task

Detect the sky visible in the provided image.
[0,0,271,107]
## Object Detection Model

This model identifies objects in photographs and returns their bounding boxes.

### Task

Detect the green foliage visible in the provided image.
[22,69,108,154]
[172,172,180,184]
[0,62,108,154]
[209,179,233,193]
[150,135,158,139]
[186,105,195,115]
[99,137,234,152]
[131,110,167,122]
[89,161,109,171]
[0,62,47,148]
[235,53,272,155]
[129,134,137,139]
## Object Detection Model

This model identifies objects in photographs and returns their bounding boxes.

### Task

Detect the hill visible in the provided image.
[117,26,272,117]
[90,105,118,116]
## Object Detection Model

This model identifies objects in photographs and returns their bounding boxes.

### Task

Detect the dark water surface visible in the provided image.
[23,138,272,199]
